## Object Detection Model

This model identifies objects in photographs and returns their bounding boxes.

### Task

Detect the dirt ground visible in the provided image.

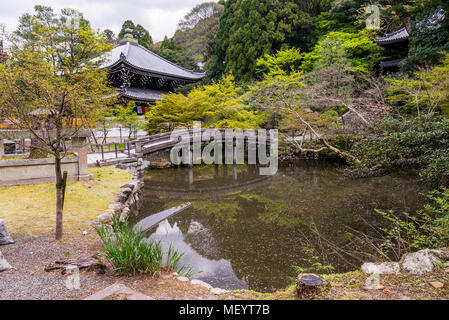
[2,233,449,300]
[0,233,226,300]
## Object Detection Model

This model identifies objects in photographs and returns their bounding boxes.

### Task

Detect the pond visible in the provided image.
[132,161,424,292]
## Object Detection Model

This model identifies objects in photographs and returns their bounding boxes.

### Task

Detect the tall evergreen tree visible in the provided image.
[118,20,153,50]
[209,0,327,82]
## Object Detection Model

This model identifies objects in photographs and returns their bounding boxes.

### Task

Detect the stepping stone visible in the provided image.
[190,279,212,290]
[84,283,153,300]
[211,288,228,295]
[0,219,14,245]
[177,276,190,282]
[0,249,12,272]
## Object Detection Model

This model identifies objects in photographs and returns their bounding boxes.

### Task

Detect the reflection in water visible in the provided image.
[134,161,424,292]
[150,220,248,290]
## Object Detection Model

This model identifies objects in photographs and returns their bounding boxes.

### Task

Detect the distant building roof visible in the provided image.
[118,87,167,102]
[375,27,410,45]
[379,58,406,68]
[102,41,206,81]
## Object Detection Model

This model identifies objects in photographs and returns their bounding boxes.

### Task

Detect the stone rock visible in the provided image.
[0,249,12,272]
[120,184,135,191]
[120,207,130,221]
[121,187,133,196]
[0,219,14,245]
[429,249,449,260]
[211,288,228,295]
[108,203,121,212]
[430,281,444,289]
[190,279,212,290]
[97,212,113,223]
[177,276,189,282]
[361,262,400,274]
[400,249,445,275]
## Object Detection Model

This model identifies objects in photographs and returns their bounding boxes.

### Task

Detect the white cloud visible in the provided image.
[0,0,210,42]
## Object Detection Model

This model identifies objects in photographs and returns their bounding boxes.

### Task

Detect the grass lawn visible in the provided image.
[0,166,132,236]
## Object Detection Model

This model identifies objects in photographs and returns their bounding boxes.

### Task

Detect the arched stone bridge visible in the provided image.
[130,128,274,158]
[94,128,275,167]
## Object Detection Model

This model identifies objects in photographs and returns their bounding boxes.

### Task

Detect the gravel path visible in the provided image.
[0,233,226,300]
[0,234,116,300]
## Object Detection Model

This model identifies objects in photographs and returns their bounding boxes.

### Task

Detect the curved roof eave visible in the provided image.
[102,41,206,82]
[105,58,206,82]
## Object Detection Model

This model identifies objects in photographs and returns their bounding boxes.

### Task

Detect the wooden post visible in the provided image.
[115,143,118,158]
[101,145,104,160]
[61,171,68,210]
[0,138,4,160]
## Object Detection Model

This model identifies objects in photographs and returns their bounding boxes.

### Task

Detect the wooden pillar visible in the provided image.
[233,163,238,182]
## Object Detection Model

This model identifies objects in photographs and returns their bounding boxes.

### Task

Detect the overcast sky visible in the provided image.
[0,0,211,42]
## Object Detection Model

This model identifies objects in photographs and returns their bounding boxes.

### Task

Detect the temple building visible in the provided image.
[375,27,410,71]
[102,31,205,115]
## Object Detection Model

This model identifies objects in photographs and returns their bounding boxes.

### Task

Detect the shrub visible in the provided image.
[95,218,195,277]
[348,113,449,187]
[375,188,449,257]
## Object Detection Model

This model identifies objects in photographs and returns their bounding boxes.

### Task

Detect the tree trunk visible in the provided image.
[55,156,64,240]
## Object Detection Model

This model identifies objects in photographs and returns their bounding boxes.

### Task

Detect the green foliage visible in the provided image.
[315,0,362,36]
[95,217,195,277]
[157,36,198,70]
[292,247,335,274]
[118,20,153,50]
[387,54,449,117]
[114,102,144,139]
[145,75,263,132]
[349,114,449,187]
[407,5,449,68]
[256,48,304,76]
[210,0,324,82]
[173,2,224,66]
[301,30,378,73]
[376,188,449,255]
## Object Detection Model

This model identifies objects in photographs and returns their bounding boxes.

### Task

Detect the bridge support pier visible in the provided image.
[188,167,194,187]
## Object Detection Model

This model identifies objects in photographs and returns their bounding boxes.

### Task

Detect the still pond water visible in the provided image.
[132,162,423,292]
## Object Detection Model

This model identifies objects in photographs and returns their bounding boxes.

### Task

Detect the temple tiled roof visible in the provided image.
[379,58,406,68]
[118,87,167,102]
[375,27,410,45]
[102,41,206,81]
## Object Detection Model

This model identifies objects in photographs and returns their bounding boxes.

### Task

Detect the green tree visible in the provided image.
[145,75,262,133]
[407,5,449,69]
[210,0,325,82]
[0,6,116,239]
[158,36,198,70]
[387,54,449,117]
[301,30,379,73]
[118,20,153,50]
[173,2,224,64]
[114,102,144,139]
